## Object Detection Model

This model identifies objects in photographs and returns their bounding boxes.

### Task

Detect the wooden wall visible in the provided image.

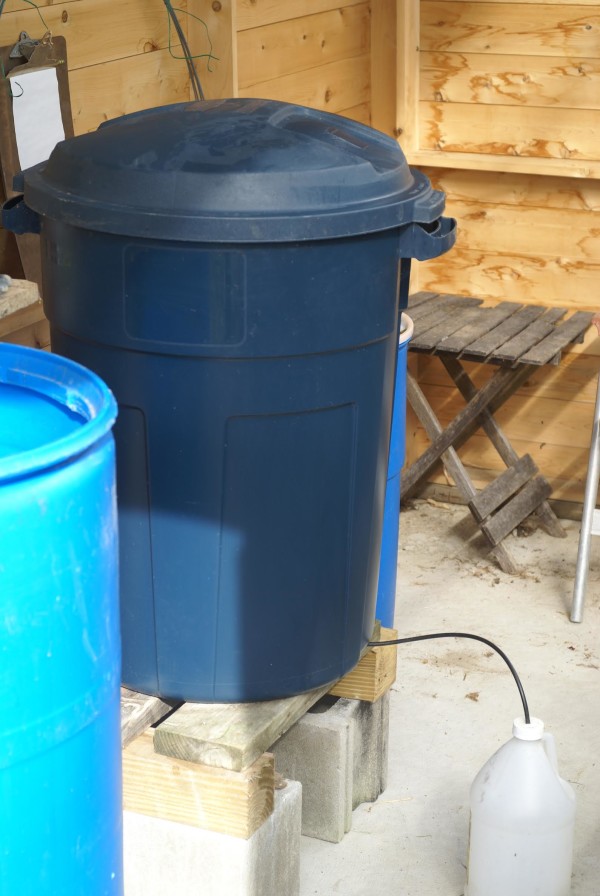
[399,0,600,508]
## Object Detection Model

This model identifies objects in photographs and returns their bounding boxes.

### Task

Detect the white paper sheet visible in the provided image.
[9,66,65,170]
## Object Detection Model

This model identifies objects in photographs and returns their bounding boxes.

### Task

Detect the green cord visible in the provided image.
[0,0,50,32]
[164,1,218,71]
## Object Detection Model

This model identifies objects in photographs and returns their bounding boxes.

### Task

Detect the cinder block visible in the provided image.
[123,780,302,896]
[271,693,390,843]
[271,705,353,843]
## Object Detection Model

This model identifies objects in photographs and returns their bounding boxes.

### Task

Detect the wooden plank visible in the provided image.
[469,454,537,521]
[412,303,484,352]
[396,0,420,151]
[419,246,600,308]
[153,684,332,772]
[409,148,600,179]
[0,317,49,349]
[337,102,370,125]
[329,627,397,702]
[421,52,600,111]
[443,303,523,355]
[492,307,568,364]
[481,476,553,545]
[371,0,396,136]
[465,306,547,359]
[0,0,179,72]
[410,296,482,331]
[70,48,191,135]
[432,199,600,264]
[238,4,369,88]
[122,730,274,839]
[420,101,600,162]
[421,2,600,58]
[120,687,180,749]
[426,169,600,214]
[237,0,366,31]
[520,311,595,365]
[238,54,370,115]
[408,291,440,309]
[188,0,237,100]
[0,279,39,326]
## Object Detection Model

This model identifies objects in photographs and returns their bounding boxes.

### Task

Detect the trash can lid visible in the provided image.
[21,98,447,242]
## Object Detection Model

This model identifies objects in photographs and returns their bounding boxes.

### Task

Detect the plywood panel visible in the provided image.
[438,199,600,262]
[238,54,370,114]
[420,101,600,160]
[421,2,600,58]
[421,52,600,110]
[426,169,600,213]
[238,4,369,87]
[70,47,190,134]
[417,246,600,306]
[237,0,365,31]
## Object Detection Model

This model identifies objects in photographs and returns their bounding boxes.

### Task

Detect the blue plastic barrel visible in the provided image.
[0,344,122,895]
[376,314,414,627]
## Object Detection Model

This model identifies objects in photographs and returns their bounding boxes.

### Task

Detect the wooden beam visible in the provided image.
[188,0,237,100]
[329,627,397,702]
[154,683,332,772]
[370,0,396,135]
[122,730,274,839]
[121,687,180,749]
[396,0,420,152]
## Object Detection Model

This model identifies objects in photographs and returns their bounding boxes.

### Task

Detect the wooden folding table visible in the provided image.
[402,291,594,574]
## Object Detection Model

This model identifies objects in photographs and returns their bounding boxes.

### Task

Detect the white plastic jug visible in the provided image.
[465,717,576,896]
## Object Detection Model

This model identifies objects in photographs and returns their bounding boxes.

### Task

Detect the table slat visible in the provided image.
[519,311,595,365]
[464,306,547,360]
[492,307,567,363]
[443,302,523,355]
[412,303,485,351]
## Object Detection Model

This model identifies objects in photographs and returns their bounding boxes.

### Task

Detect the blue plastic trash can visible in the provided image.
[4,98,455,701]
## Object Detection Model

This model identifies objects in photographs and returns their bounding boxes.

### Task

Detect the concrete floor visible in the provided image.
[300,498,600,895]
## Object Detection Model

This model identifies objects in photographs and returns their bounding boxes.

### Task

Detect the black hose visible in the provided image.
[369,632,531,723]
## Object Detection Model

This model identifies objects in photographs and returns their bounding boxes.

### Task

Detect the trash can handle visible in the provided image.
[398,216,456,262]
[2,194,40,235]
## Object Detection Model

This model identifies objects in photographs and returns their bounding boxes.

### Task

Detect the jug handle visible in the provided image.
[542,732,559,772]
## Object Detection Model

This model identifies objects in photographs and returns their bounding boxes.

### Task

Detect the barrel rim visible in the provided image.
[0,343,117,482]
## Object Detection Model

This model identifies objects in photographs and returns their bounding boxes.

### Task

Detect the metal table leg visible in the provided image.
[571,372,600,622]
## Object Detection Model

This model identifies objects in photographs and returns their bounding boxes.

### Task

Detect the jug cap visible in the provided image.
[513,717,544,740]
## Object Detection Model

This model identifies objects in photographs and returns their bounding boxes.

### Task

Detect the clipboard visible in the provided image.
[0,34,73,289]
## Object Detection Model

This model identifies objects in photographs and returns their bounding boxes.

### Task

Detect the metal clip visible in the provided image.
[9,31,40,61]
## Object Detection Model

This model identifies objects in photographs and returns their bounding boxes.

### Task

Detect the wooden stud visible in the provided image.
[121,687,180,749]
[329,627,398,703]
[123,730,274,839]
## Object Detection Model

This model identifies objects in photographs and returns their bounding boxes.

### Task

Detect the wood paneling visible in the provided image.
[237,0,366,32]
[421,2,600,58]
[238,4,369,88]
[238,54,370,114]
[70,47,190,133]
[421,52,600,110]
[421,101,600,161]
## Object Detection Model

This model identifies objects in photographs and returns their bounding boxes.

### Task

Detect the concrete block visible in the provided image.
[271,693,390,842]
[271,706,352,843]
[123,780,302,896]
